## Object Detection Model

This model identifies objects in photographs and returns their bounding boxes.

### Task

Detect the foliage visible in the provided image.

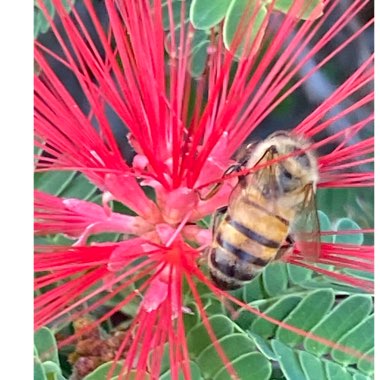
[161,0,324,75]
[317,188,373,245]
[179,273,374,379]
[82,362,149,380]
[190,0,323,31]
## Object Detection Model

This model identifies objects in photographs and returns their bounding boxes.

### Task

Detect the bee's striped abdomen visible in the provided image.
[208,192,290,290]
[224,216,280,250]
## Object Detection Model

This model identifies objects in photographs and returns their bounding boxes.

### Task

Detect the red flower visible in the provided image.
[34,0,373,378]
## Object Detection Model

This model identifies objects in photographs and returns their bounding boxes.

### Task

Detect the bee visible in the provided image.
[208,131,320,290]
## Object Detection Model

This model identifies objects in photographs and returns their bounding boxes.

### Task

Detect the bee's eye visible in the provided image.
[278,166,298,192]
[282,169,292,179]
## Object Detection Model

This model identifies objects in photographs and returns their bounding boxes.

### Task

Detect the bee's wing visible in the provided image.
[291,184,321,262]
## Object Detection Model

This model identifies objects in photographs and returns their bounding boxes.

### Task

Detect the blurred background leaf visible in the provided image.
[34,0,74,38]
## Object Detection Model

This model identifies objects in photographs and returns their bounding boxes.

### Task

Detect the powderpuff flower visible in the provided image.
[34,0,373,378]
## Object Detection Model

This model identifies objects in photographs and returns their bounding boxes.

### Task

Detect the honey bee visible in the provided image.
[208,131,320,290]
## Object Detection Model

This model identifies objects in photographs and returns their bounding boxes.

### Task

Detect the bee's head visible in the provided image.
[247,131,319,197]
[267,132,319,194]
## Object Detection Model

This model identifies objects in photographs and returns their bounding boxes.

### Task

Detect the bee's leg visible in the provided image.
[197,164,243,201]
[275,235,295,260]
[285,234,295,245]
[225,163,244,174]
[224,162,248,187]
[196,184,221,201]
[255,144,278,166]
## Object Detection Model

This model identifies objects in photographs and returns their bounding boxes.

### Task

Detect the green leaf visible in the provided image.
[287,264,313,285]
[34,0,55,38]
[34,9,44,38]
[42,361,61,374]
[331,314,374,365]
[223,0,268,57]
[160,361,203,380]
[342,269,373,281]
[318,210,333,243]
[272,0,323,20]
[34,327,60,365]
[42,361,67,380]
[87,232,122,244]
[325,361,352,380]
[262,262,288,297]
[251,295,302,338]
[272,340,307,380]
[34,0,75,39]
[248,332,277,360]
[162,0,190,30]
[35,170,98,199]
[352,375,372,380]
[299,280,369,294]
[183,302,200,331]
[272,339,372,380]
[298,350,325,380]
[233,307,259,330]
[34,171,77,195]
[83,361,150,380]
[59,174,98,200]
[357,348,374,376]
[243,275,266,303]
[214,352,272,380]
[165,22,208,58]
[316,188,373,245]
[82,362,121,380]
[155,343,171,375]
[190,0,230,29]
[234,299,271,329]
[276,289,334,346]
[197,333,261,379]
[202,297,227,315]
[34,356,48,380]
[333,218,364,245]
[187,315,234,357]
[304,295,373,356]
[110,372,150,380]
[189,40,210,77]
[105,287,141,317]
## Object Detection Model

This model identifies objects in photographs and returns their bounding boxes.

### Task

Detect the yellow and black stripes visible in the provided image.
[208,194,290,290]
[240,195,289,227]
[224,216,280,250]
